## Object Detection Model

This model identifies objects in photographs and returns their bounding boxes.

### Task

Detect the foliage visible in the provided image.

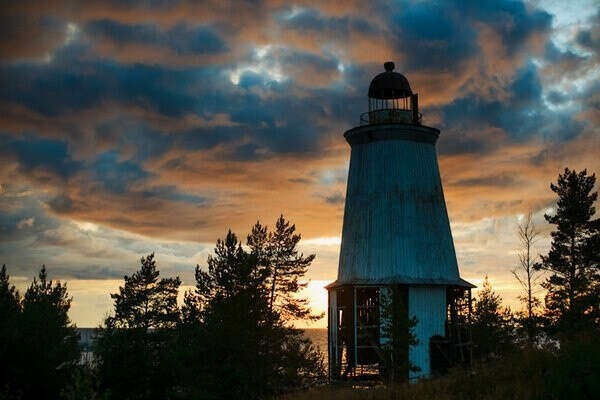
[471,276,515,360]
[0,265,21,395]
[105,253,181,330]
[60,366,108,400]
[0,266,80,400]
[285,330,600,400]
[247,216,322,322]
[379,286,419,382]
[181,230,325,399]
[535,168,600,333]
[95,254,181,400]
[20,266,81,400]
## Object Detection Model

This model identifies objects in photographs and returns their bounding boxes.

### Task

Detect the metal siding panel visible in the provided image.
[408,287,446,379]
[338,124,460,284]
[328,289,337,378]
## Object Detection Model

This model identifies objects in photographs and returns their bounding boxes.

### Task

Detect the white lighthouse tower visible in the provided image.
[327,62,474,381]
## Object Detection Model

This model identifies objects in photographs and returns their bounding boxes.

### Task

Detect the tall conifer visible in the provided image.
[536,168,600,332]
[247,215,321,322]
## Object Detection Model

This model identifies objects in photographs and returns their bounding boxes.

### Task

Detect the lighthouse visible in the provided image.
[327,62,474,381]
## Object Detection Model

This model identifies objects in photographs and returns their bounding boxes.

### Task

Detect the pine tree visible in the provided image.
[19,266,80,400]
[535,168,600,332]
[380,286,419,383]
[247,215,321,322]
[471,276,514,360]
[95,254,181,399]
[180,230,324,399]
[106,253,181,330]
[0,265,21,394]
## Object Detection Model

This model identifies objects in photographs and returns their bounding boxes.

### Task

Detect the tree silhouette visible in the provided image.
[535,168,600,332]
[0,265,21,395]
[18,266,80,400]
[247,215,322,322]
[95,254,181,400]
[380,286,419,382]
[181,230,324,399]
[471,276,514,360]
[512,212,543,340]
[106,253,181,330]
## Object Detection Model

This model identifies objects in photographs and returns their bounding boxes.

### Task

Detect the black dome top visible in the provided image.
[368,62,412,99]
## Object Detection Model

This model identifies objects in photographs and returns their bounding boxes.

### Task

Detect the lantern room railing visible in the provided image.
[361,93,421,126]
[360,109,422,126]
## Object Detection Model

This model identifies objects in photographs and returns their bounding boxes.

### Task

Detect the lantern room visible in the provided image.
[361,62,421,126]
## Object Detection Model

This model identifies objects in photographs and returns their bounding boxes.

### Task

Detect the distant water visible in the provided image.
[303,328,327,363]
[78,327,329,364]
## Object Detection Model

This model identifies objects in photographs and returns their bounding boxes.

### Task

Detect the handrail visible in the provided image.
[360,109,422,126]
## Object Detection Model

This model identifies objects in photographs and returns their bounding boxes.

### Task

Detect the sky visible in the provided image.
[1,0,599,328]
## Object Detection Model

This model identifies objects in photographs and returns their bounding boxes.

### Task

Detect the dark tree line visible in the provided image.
[536,168,600,333]
[0,266,80,400]
[94,215,324,400]
[1,215,323,400]
[1,169,599,398]
[469,168,600,362]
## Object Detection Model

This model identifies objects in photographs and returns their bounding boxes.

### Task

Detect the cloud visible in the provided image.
[16,217,35,229]
[0,13,68,60]
[2,136,84,180]
[575,10,600,55]
[453,175,517,188]
[85,19,227,55]
[0,0,598,327]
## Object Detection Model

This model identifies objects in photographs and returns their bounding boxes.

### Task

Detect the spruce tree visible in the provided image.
[471,276,514,360]
[181,230,324,398]
[0,265,21,394]
[535,168,600,332]
[380,286,419,382]
[95,254,181,399]
[247,215,321,322]
[19,266,80,400]
[106,253,181,330]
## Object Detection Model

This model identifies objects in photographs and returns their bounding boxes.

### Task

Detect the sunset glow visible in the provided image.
[1,0,599,329]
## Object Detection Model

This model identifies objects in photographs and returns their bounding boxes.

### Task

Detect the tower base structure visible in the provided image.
[329,63,475,382]
[326,282,473,382]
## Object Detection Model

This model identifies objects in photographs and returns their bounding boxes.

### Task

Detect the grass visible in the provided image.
[284,333,600,400]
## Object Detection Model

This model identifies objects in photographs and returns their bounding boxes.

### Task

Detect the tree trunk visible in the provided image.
[269,268,278,312]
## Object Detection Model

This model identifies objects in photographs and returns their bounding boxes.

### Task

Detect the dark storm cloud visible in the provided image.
[1,135,83,179]
[0,0,597,328]
[85,19,228,55]
[0,193,60,243]
[575,10,600,54]
[281,8,379,37]
[45,149,206,208]
[451,0,552,55]
[0,13,67,60]
[544,42,586,64]
[437,63,583,156]
[0,0,596,251]
[323,193,345,205]
[454,175,516,188]
[577,31,600,54]
[1,38,353,161]
[90,151,149,192]
[389,1,477,70]
[385,0,551,70]
[546,90,569,105]
[542,41,591,82]
[0,45,203,117]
